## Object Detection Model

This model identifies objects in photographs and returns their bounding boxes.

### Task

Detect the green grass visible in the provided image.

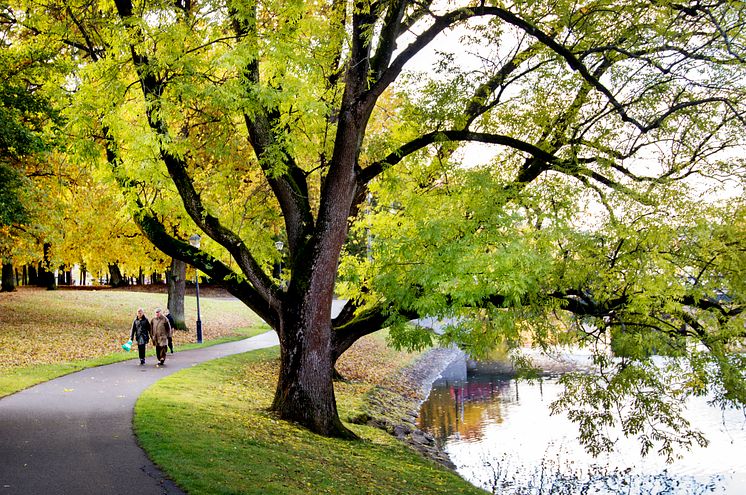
[0,326,269,397]
[135,348,486,495]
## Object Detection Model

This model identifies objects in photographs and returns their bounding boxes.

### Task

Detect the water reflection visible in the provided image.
[419,379,512,446]
[418,356,746,495]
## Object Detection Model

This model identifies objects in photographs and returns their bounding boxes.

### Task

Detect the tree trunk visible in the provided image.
[108,263,124,287]
[272,298,354,438]
[40,243,56,290]
[1,259,15,292]
[167,257,188,330]
[271,210,357,438]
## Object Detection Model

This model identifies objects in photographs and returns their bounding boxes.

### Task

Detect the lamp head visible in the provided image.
[189,234,201,248]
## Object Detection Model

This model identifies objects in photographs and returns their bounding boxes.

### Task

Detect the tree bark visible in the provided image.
[270,140,359,437]
[272,292,355,438]
[1,259,15,292]
[167,257,187,330]
[108,263,124,287]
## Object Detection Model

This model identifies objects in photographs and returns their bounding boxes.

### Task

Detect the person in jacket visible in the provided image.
[150,308,172,366]
[129,308,150,366]
[164,308,176,353]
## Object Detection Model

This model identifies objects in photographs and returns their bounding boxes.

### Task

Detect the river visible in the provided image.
[418,355,746,494]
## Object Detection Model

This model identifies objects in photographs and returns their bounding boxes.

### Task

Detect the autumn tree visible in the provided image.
[11,0,745,449]
[0,12,65,291]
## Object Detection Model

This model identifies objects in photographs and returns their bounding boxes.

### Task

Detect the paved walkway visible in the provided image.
[0,331,279,495]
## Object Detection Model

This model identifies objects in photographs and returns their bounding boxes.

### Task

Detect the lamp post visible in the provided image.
[275,241,284,288]
[189,234,203,343]
[366,192,373,263]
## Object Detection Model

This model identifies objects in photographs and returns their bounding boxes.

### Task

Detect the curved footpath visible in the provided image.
[0,331,279,495]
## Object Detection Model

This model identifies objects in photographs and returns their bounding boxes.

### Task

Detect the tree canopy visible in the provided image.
[5,0,745,452]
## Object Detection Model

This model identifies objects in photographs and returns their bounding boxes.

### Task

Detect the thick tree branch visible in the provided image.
[368,5,742,135]
[135,210,279,327]
[113,0,279,305]
[364,7,484,109]
[681,294,743,319]
[161,152,280,302]
[369,0,407,80]
[331,300,418,362]
[331,278,741,365]
[358,130,559,186]
[101,125,280,325]
[65,5,104,62]
[230,7,314,255]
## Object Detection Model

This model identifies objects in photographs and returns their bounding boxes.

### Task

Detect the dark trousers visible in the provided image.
[156,345,168,363]
[168,337,174,353]
[137,344,146,362]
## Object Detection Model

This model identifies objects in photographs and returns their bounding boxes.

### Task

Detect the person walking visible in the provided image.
[150,308,172,367]
[164,309,176,353]
[129,308,150,366]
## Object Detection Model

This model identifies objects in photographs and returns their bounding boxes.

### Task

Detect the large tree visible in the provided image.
[11,0,745,449]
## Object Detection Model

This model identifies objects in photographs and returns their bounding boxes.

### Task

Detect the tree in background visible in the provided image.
[0,10,173,290]
[0,163,29,291]
[7,0,745,454]
[0,19,62,291]
[167,257,187,330]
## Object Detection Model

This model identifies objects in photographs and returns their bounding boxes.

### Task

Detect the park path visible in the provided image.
[0,331,279,495]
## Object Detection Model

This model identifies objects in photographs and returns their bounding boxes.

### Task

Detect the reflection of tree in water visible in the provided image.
[419,375,514,448]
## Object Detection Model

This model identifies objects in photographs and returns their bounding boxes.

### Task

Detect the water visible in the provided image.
[418,356,746,494]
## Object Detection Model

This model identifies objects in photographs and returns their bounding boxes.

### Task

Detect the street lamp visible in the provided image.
[189,234,203,343]
[275,241,284,288]
[366,192,373,263]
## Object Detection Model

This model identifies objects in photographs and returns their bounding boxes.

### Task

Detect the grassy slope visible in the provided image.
[0,287,267,397]
[136,344,486,495]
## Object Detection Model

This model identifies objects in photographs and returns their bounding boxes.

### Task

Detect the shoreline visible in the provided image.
[352,345,465,470]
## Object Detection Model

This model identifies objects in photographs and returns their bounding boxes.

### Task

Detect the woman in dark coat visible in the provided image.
[129,308,150,365]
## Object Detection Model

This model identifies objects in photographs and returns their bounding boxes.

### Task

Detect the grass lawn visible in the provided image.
[136,336,486,495]
[0,287,268,397]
